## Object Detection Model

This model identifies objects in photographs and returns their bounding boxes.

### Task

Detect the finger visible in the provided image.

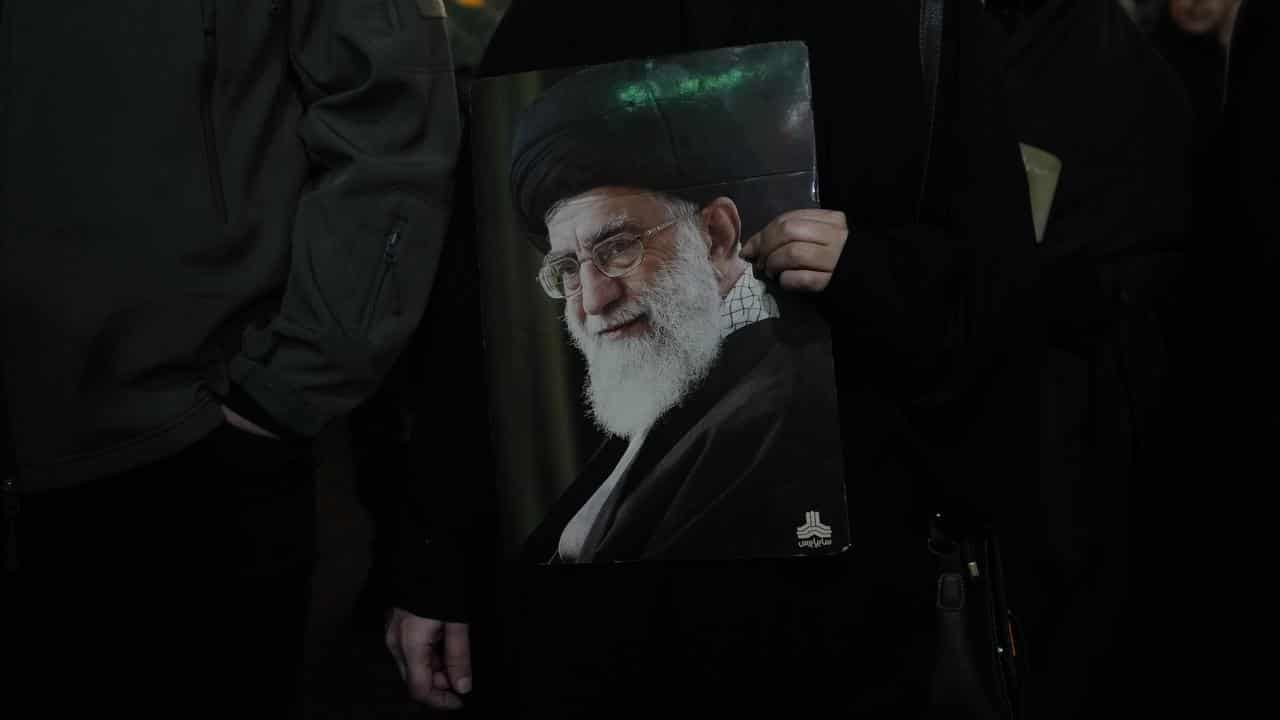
[757,206,849,230]
[401,619,442,706]
[779,269,833,293]
[427,685,464,711]
[443,623,473,695]
[773,207,847,227]
[751,216,846,265]
[762,240,841,277]
[402,619,466,710]
[740,231,762,259]
[407,655,463,707]
[428,671,465,711]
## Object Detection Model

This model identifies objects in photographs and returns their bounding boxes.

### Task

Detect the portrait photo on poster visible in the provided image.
[469,42,850,566]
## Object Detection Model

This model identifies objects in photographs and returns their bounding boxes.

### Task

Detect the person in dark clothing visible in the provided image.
[1147,0,1236,350]
[1166,3,1277,710]
[983,1,1195,717]
[1191,0,1272,393]
[1216,2,1275,395]
[1150,0,1239,161]
[1220,0,1277,705]
[0,2,461,717]
[387,1,1041,717]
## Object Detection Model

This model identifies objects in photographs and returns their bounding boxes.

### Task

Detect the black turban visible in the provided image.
[508,41,818,252]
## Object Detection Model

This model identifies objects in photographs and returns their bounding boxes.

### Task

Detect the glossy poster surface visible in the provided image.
[469,42,850,564]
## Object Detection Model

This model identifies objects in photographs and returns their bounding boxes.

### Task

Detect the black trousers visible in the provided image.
[4,424,316,718]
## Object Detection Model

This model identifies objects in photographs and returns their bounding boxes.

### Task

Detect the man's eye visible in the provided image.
[595,235,634,261]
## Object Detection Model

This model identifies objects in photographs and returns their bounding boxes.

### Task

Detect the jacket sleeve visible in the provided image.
[228,0,462,437]
[380,110,499,622]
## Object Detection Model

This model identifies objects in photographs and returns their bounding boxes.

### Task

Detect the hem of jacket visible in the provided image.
[221,382,308,444]
[228,354,330,438]
[14,396,227,492]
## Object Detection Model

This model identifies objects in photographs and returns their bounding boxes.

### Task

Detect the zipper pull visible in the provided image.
[385,221,405,317]
[3,474,19,573]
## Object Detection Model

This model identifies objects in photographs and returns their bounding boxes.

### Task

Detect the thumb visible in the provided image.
[739,231,761,259]
[443,622,473,695]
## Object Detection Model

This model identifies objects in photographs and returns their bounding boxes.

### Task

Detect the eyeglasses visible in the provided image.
[536,210,699,300]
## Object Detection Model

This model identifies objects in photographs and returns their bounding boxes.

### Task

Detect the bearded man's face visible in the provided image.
[544,188,724,439]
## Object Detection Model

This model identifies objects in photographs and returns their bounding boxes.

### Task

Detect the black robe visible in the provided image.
[995,2,1194,717]
[522,296,848,565]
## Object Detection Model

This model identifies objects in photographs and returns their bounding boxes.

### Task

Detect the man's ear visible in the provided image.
[701,197,747,296]
[701,196,742,264]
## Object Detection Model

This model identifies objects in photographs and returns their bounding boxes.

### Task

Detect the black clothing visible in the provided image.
[992,1,1194,716]
[524,299,848,564]
[7,424,316,718]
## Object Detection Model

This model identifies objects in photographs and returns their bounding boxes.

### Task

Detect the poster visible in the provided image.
[469,42,850,564]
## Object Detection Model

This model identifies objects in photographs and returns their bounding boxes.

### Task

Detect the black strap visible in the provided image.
[917,0,945,221]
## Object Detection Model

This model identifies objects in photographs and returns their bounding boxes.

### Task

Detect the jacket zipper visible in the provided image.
[359,219,406,331]
[3,473,18,572]
[383,219,405,318]
[199,0,228,222]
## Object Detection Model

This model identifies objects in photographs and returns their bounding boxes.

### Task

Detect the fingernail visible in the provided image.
[456,677,472,694]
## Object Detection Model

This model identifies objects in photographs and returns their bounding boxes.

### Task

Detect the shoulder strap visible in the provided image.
[917,0,946,221]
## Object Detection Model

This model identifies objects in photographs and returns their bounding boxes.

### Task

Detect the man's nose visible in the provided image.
[578,262,623,316]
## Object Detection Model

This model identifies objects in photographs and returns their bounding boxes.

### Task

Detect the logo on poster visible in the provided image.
[796,510,832,549]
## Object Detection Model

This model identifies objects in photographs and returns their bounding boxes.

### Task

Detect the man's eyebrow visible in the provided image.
[580,216,640,251]
[546,213,640,260]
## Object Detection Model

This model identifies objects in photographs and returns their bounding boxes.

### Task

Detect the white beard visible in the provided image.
[564,223,724,439]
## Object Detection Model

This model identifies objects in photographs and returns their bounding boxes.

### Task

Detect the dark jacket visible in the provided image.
[0,0,461,490]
